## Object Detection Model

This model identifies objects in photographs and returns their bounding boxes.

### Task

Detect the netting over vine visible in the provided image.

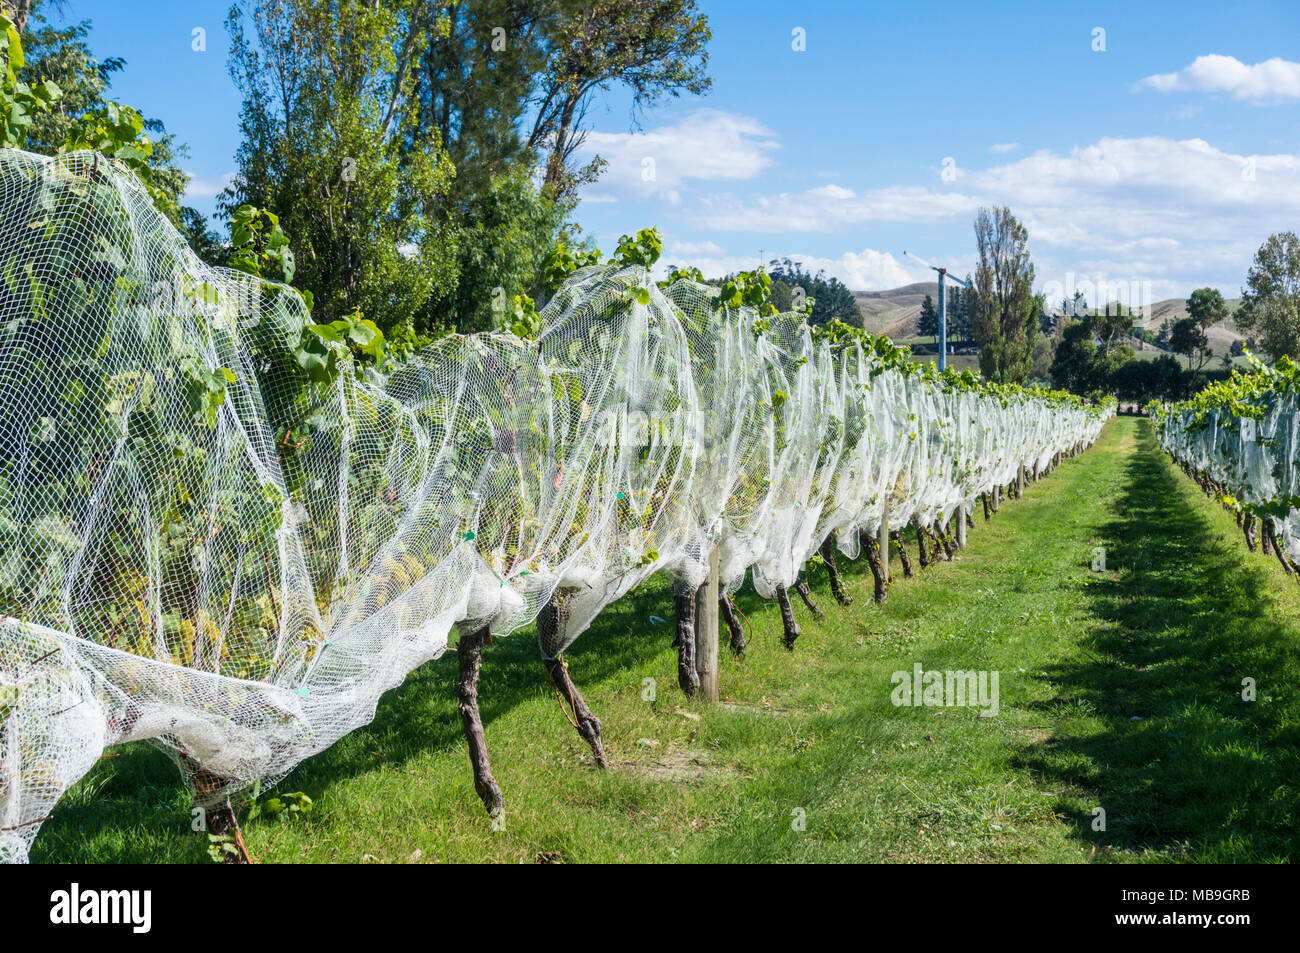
[1155,364,1300,561]
[0,150,1111,862]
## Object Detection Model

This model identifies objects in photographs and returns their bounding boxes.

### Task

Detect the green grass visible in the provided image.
[32,417,1300,863]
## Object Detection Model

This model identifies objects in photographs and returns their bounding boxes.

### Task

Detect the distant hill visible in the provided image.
[1137,297,1244,358]
[852,284,1247,358]
[854,282,940,337]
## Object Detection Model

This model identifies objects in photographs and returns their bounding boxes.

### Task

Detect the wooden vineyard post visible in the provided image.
[693,546,720,702]
[878,495,891,584]
[955,503,967,548]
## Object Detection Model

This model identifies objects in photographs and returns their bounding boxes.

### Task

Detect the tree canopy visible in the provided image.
[918,294,938,342]
[222,0,713,337]
[765,259,861,327]
[1237,232,1300,361]
[971,206,1038,383]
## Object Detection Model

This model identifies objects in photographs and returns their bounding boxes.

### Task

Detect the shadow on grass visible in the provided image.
[33,576,695,862]
[1016,420,1300,861]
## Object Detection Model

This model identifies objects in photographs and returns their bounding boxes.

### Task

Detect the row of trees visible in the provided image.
[958,202,1300,405]
[918,282,974,347]
[763,259,860,326]
[8,0,714,343]
[221,0,712,341]
[1048,288,1243,402]
[14,1,1300,406]
[1048,323,1217,402]
[1046,231,1300,402]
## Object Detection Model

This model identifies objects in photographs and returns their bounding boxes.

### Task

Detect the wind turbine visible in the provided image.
[904,250,970,372]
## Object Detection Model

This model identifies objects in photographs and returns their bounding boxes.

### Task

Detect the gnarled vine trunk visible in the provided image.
[822,536,854,601]
[457,624,504,816]
[775,584,801,650]
[891,530,913,578]
[862,529,888,603]
[538,596,607,767]
[720,592,747,657]
[544,659,608,768]
[673,580,700,696]
[793,576,824,620]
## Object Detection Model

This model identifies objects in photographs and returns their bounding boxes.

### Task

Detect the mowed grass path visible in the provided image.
[33,417,1300,863]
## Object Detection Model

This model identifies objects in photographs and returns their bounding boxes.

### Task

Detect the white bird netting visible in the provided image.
[1157,388,1300,561]
[0,149,1111,862]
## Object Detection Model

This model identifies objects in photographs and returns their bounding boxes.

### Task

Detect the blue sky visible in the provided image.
[69,0,1300,305]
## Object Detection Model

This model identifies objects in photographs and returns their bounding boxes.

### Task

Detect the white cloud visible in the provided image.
[1138,55,1300,102]
[690,136,1296,241]
[656,244,925,290]
[578,110,1298,296]
[824,248,925,289]
[675,135,1300,294]
[967,137,1300,252]
[689,184,980,232]
[989,142,1020,153]
[576,109,780,200]
[183,170,235,199]
[664,238,726,258]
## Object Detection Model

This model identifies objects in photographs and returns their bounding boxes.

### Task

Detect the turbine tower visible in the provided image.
[904,250,970,372]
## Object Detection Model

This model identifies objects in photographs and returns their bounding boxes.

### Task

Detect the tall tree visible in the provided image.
[413,1,551,202]
[406,1,568,333]
[1091,301,1133,356]
[224,0,457,334]
[1237,232,1300,361]
[1169,316,1210,369]
[397,0,714,331]
[526,0,711,198]
[971,206,1037,382]
[917,293,938,343]
[1187,286,1228,330]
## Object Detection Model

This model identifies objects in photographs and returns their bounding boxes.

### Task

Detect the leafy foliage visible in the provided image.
[425,168,569,335]
[1237,232,1300,361]
[972,206,1038,383]
[614,227,664,269]
[766,259,859,327]
[1187,286,1228,329]
[224,0,457,336]
[0,11,58,148]
[228,205,297,285]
